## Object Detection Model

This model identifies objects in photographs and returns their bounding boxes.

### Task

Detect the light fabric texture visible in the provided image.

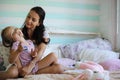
[58,58,76,68]
[77,49,119,63]
[42,44,63,59]
[74,61,104,72]
[59,38,112,60]
[99,59,120,71]
[0,43,10,68]
[25,74,74,80]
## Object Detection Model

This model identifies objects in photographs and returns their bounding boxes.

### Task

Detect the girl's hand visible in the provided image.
[31,48,38,58]
[17,42,23,53]
[20,62,35,76]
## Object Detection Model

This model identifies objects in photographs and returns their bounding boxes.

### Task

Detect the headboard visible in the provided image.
[48,29,101,36]
[47,29,101,44]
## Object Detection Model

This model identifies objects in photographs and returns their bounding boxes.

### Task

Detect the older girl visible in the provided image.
[21,6,65,74]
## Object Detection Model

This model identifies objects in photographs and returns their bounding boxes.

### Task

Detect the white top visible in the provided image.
[43,30,50,38]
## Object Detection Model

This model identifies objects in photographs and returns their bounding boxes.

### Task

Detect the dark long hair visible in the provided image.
[22,6,50,45]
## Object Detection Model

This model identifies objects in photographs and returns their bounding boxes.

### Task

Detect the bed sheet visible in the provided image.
[7,70,120,80]
[3,38,120,80]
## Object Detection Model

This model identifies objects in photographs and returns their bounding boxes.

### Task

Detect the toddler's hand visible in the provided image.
[31,48,38,57]
[17,42,23,53]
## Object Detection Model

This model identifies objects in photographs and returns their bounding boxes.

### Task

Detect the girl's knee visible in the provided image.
[49,52,57,59]
[54,64,65,73]
[49,52,56,56]
[7,65,18,78]
[11,69,18,78]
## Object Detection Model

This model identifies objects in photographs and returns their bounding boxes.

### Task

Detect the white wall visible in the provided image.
[99,0,117,49]
[117,0,120,51]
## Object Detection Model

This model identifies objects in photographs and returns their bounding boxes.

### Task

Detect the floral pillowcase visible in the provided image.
[0,57,6,71]
[0,42,10,71]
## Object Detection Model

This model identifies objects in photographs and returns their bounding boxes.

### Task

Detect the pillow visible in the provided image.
[0,57,6,71]
[74,61,104,72]
[0,43,10,71]
[77,48,119,63]
[59,38,113,60]
[58,58,76,68]
[99,59,120,71]
[42,44,63,59]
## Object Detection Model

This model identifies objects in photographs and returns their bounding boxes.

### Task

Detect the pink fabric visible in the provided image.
[79,61,104,72]
[99,59,120,71]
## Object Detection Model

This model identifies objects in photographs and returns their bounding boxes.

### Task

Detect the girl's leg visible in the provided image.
[0,64,18,80]
[37,52,58,70]
[36,63,65,74]
[36,52,66,74]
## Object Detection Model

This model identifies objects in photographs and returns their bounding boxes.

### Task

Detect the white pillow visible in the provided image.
[77,48,119,63]
[42,44,63,59]
[59,38,113,60]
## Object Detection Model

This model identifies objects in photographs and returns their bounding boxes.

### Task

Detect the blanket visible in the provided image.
[7,70,120,80]
[25,74,74,80]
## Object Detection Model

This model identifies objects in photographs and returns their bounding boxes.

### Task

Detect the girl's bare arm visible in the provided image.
[9,49,21,64]
[32,42,47,63]
[9,43,23,64]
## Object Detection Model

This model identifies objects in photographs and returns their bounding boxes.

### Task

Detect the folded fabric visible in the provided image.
[58,58,76,68]
[77,48,119,63]
[74,61,104,72]
[59,38,113,60]
[99,59,120,71]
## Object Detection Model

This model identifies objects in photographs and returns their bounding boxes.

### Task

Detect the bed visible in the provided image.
[0,30,120,80]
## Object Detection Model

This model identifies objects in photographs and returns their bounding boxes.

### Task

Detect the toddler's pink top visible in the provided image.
[12,40,38,74]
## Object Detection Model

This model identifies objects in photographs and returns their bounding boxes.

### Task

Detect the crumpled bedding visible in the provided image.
[4,38,120,80]
[59,38,113,60]
[24,74,74,80]
[7,70,120,80]
[77,48,119,63]
[110,70,120,80]
[26,70,120,80]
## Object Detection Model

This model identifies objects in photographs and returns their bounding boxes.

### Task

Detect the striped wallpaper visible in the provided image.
[0,0,100,44]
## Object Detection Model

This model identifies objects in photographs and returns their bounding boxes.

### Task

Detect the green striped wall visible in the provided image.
[0,0,100,44]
